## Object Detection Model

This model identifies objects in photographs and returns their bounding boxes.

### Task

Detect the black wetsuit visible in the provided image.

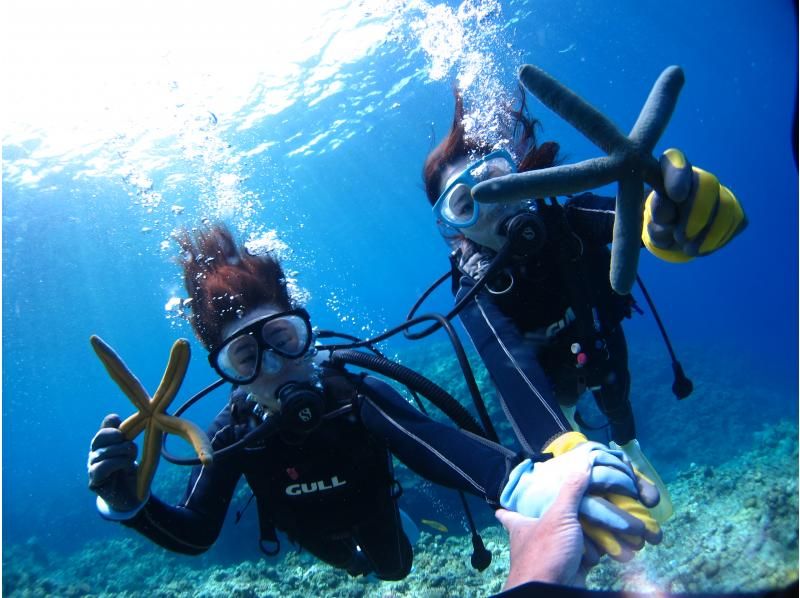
[120,363,521,580]
[454,193,635,454]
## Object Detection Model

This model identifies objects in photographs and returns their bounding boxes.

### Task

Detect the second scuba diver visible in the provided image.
[421,90,746,524]
[87,224,662,582]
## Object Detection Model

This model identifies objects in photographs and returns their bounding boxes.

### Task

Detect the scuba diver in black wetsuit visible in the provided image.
[87,224,662,582]
[421,91,747,525]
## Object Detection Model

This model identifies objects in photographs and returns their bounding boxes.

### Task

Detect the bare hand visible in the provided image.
[496,465,590,589]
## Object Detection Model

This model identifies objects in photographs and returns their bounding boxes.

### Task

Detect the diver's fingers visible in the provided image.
[591,446,635,470]
[675,168,720,243]
[495,507,536,532]
[88,456,135,488]
[90,427,129,451]
[659,148,693,204]
[101,413,123,429]
[649,191,678,224]
[583,443,634,468]
[88,442,136,466]
[578,495,646,536]
[634,472,661,508]
[606,539,636,563]
[608,494,663,545]
[589,449,633,471]
[619,531,645,552]
[647,219,676,249]
[587,464,638,498]
[603,530,648,562]
[582,520,636,563]
[582,535,602,569]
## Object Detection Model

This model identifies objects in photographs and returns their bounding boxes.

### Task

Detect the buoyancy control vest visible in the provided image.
[236,367,397,553]
[458,199,634,391]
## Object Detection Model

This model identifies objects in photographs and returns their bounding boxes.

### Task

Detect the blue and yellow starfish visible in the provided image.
[472,64,685,294]
[90,335,214,501]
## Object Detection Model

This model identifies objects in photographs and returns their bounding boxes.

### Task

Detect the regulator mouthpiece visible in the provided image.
[499,212,546,257]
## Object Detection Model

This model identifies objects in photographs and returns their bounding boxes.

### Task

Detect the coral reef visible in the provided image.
[4,419,796,597]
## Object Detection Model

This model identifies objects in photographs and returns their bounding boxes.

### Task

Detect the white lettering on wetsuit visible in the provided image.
[285,476,348,496]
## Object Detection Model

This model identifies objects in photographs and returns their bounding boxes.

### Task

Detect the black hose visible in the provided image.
[419,314,498,442]
[403,269,452,335]
[321,313,499,442]
[458,491,492,571]
[317,330,388,360]
[329,349,487,438]
[163,413,282,466]
[404,242,515,340]
[635,275,693,399]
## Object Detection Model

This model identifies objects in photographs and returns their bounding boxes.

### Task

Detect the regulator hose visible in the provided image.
[328,349,486,438]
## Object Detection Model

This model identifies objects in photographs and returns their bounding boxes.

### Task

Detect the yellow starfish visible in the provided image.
[90,335,214,501]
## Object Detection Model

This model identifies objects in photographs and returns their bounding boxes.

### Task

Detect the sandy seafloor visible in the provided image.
[4,341,798,597]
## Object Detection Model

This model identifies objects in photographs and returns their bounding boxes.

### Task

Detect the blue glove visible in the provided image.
[501,451,644,534]
[87,414,147,520]
[501,432,662,563]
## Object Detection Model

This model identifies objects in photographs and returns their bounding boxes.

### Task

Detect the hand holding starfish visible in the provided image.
[472,64,685,294]
[90,335,214,501]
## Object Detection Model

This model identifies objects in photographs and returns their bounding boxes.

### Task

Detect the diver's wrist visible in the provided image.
[95,493,149,521]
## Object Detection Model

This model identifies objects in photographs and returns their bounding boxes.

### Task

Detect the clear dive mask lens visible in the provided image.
[433,150,517,228]
[210,310,312,384]
[439,183,475,226]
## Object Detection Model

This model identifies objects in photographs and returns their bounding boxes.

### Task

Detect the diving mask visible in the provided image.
[209,309,313,384]
[433,149,517,228]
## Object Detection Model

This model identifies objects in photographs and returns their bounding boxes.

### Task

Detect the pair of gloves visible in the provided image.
[500,431,662,569]
[87,414,147,519]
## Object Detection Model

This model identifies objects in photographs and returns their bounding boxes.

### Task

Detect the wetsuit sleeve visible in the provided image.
[121,404,244,555]
[455,275,572,453]
[564,193,616,245]
[357,376,523,506]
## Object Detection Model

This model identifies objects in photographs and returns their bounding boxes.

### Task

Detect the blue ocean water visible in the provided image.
[2,0,797,595]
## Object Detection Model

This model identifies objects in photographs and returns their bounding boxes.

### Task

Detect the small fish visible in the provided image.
[421,519,448,533]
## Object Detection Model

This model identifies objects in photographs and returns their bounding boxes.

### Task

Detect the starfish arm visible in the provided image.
[519,64,629,156]
[610,175,646,295]
[473,156,624,203]
[152,339,191,412]
[136,425,164,502]
[628,66,685,155]
[157,414,215,466]
[119,412,148,441]
[90,336,152,413]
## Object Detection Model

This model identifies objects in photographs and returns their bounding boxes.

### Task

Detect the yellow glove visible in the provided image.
[643,148,747,263]
[545,432,662,562]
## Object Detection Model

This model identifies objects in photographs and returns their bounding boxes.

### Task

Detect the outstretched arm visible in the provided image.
[454,274,573,453]
[107,405,243,555]
[121,458,240,554]
[356,375,521,504]
[357,376,661,566]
